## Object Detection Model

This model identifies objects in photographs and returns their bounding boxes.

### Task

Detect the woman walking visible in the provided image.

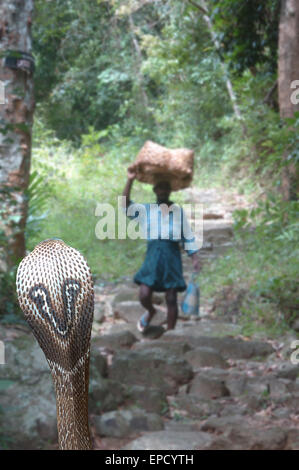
[122,168,200,332]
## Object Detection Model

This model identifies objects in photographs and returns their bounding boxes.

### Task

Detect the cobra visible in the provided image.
[16,239,94,450]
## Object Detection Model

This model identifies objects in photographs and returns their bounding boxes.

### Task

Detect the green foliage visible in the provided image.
[0,266,24,323]
[31,0,295,192]
[200,195,299,337]
[209,0,281,75]
[233,193,299,236]
[0,188,26,322]
[140,2,231,148]
[33,0,161,141]
[200,74,299,194]
[25,171,52,242]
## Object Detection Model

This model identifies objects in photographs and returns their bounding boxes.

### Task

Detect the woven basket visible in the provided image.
[129,141,194,191]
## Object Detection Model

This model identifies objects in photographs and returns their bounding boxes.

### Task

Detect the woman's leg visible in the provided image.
[165,288,178,330]
[139,284,156,321]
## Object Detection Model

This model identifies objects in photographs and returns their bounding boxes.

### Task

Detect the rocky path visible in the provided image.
[0,187,299,450]
[87,187,299,450]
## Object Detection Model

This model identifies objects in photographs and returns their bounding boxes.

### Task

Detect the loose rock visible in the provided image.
[93,408,164,438]
[108,348,193,394]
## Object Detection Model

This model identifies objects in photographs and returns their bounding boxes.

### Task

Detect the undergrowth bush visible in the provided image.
[199,195,299,337]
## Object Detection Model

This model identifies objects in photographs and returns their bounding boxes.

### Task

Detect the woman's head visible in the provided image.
[153,180,171,202]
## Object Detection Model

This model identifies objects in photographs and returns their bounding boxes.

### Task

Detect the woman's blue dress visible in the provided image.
[125,200,199,292]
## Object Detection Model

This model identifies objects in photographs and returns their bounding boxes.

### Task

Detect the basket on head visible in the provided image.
[129,141,194,191]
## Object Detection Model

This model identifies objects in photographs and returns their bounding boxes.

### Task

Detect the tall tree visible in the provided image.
[278,0,299,200]
[0,0,35,270]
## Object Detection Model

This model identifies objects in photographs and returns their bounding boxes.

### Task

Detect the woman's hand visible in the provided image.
[127,167,136,181]
[191,253,201,273]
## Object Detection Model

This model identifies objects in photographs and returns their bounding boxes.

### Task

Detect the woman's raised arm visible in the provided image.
[122,168,136,209]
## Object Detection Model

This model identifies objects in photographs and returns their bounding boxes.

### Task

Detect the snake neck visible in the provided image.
[49,352,92,450]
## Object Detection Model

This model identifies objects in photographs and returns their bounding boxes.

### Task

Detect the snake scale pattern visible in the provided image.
[16,239,94,450]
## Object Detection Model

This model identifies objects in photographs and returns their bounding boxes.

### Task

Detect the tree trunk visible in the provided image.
[0,0,35,271]
[278,0,299,200]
